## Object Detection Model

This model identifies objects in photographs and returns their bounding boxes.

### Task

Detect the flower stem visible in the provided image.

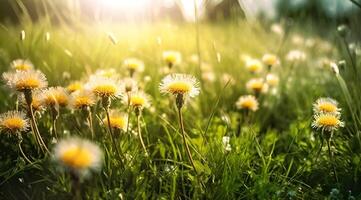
[86,107,94,139]
[177,107,198,176]
[26,96,49,154]
[18,140,32,164]
[326,138,339,183]
[136,112,148,156]
[104,106,125,168]
[51,106,59,139]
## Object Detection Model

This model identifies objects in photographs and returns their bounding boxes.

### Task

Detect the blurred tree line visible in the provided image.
[0,0,360,24]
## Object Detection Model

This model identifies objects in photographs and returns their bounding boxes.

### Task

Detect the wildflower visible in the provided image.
[221,73,235,85]
[160,73,200,98]
[266,74,279,87]
[103,111,128,131]
[330,62,339,75]
[163,51,181,68]
[262,54,278,68]
[69,90,96,110]
[0,111,29,133]
[246,78,268,94]
[67,81,83,93]
[54,137,102,175]
[246,59,263,73]
[123,58,144,77]
[312,113,344,132]
[2,69,47,92]
[235,95,259,112]
[87,76,121,99]
[201,71,216,83]
[10,59,33,71]
[222,136,232,152]
[120,78,138,93]
[286,50,306,62]
[93,68,118,79]
[42,87,69,107]
[313,98,340,115]
[123,91,151,110]
[270,23,284,36]
[160,73,200,177]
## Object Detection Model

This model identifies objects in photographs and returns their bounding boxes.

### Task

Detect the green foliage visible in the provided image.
[0,16,360,199]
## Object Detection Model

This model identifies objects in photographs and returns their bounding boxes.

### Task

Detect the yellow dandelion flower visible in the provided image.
[246,59,263,73]
[103,111,128,131]
[2,70,47,92]
[42,87,69,107]
[262,54,279,67]
[0,111,29,133]
[87,76,121,98]
[54,137,102,173]
[266,74,279,87]
[159,73,200,98]
[313,98,340,114]
[246,78,268,94]
[235,95,259,111]
[69,89,96,110]
[67,81,83,93]
[123,58,144,73]
[163,51,181,67]
[312,113,344,132]
[10,59,33,71]
[123,91,151,109]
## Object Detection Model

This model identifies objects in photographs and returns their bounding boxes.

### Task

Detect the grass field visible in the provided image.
[0,15,360,199]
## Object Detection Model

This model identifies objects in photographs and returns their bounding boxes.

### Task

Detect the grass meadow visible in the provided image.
[0,5,361,199]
